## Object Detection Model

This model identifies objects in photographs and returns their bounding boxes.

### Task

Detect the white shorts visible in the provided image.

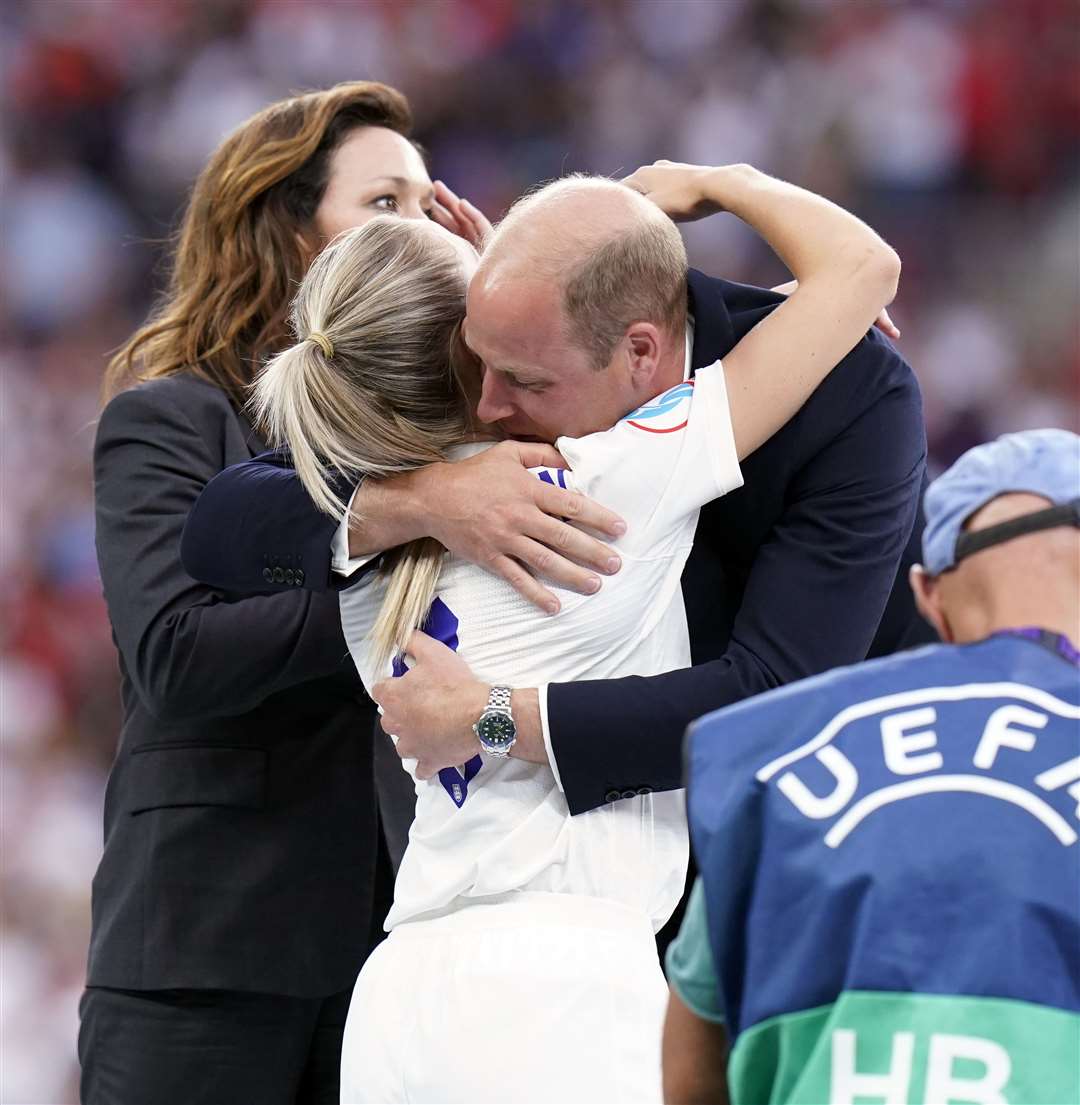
[340,892,668,1104]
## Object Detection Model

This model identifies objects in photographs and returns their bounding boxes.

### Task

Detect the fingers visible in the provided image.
[535,481,627,539]
[620,169,649,196]
[530,514,622,577]
[876,307,901,339]
[433,181,491,247]
[490,554,562,614]
[403,629,450,663]
[431,183,473,243]
[510,440,568,469]
[433,180,465,225]
[458,194,492,242]
[510,536,605,597]
[428,201,460,234]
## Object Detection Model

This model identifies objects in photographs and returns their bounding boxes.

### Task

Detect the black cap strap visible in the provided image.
[954,497,1080,565]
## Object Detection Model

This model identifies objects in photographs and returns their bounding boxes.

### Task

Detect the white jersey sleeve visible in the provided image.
[552,361,742,555]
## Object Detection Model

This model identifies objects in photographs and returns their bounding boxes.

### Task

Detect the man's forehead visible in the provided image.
[468,266,556,314]
[465,271,564,350]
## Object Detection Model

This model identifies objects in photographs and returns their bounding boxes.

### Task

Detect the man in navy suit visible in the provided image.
[182,162,931,830]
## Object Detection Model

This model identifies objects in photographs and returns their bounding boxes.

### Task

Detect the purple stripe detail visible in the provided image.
[392,597,483,807]
[556,468,567,490]
[993,627,1080,668]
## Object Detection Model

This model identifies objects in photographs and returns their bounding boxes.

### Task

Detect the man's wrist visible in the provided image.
[507,687,546,764]
[347,467,434,558]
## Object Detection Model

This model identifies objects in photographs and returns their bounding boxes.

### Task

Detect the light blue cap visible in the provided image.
[922,428,1080,574]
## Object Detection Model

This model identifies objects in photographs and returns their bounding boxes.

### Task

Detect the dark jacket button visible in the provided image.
[262,567,273,582]
[636,786,652,796]
[604,790,620,803]
[621,789,637,800]
[285,569,295,584]
[272,567,285,583]
[295,568,305,585]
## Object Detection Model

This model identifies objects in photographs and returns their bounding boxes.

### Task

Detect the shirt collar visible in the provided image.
[683,316,695,382]
[992,627,1080,668]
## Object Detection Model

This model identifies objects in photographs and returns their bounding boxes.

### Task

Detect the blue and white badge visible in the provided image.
[622,380,694,434]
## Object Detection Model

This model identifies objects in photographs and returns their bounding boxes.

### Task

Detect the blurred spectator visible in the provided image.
[0,1,1076,1100]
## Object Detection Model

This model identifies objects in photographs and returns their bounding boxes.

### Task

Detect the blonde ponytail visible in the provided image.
[371,538,447,666]
[250,216,476,667]
[252,338,362,520]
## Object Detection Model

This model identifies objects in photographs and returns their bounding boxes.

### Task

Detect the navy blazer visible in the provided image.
[181,270,933,815]
[92,373,383,997]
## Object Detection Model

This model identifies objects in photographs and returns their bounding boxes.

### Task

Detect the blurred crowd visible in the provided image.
[1,0,1077,1100]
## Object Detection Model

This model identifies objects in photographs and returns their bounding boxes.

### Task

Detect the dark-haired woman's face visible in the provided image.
[314,126,436,242]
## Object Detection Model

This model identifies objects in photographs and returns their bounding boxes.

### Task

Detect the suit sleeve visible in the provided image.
[96,387,357,723]
[180,451,353,594]
[546,364,926,815]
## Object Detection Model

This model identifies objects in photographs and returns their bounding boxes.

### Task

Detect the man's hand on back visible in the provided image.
[373,631,546,778]
[353,441,626,614]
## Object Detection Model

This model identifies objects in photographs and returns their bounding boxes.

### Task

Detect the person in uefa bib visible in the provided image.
[665,428,1080,1105]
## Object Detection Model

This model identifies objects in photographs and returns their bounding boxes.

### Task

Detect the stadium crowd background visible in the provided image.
[0,0,1076,1100]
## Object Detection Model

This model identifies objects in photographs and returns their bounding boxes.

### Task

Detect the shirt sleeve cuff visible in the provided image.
[700,362,744,499]
[668,971,728,1026]
[537,683,565,793]
[330,482,379,577]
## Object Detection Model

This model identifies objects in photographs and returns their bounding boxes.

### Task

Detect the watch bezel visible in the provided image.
[473,707,516,755]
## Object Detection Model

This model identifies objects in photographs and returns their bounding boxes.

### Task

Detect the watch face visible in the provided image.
[477,711,515,748]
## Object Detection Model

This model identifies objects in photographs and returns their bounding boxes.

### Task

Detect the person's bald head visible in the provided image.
[476,175,688,369]
[909,430,1080,645]
[911,491,1080,645]
[462,175,690,442]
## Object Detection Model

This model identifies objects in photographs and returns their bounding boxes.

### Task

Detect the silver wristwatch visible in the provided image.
[472,685,517,757]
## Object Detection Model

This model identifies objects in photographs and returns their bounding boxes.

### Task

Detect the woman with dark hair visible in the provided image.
[80,81,489,1105]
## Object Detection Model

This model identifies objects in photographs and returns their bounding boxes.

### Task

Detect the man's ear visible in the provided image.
[909,564,952,643]
[624,322,663,389]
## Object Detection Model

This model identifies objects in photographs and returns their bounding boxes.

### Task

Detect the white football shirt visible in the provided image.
[339,361,742,932]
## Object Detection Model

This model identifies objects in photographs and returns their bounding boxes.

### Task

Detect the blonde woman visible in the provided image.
[251,162,901,1103]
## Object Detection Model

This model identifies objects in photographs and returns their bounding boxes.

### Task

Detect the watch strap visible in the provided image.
[487,685,513,713]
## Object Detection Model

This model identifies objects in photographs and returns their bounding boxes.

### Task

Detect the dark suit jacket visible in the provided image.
[180,272,934,818]
[90,372,381,997]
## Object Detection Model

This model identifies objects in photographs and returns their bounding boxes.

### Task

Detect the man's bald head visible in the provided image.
[478,175,689,367]
[911,491,1080,645]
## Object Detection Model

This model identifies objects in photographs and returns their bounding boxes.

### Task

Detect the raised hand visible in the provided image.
[429,180,492,250]
[621,160,729,223]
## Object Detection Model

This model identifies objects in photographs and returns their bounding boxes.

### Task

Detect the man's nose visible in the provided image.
[476,369,514,424]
